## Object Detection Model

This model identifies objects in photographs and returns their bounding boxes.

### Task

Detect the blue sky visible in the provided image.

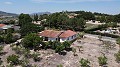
[0,0,120,14]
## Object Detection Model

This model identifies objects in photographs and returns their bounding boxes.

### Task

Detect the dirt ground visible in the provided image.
[0,37,120,67]
[30,37,120,67]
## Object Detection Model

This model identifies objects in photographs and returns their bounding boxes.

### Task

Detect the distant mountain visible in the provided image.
[0,11,18,16]
[31,12,51,15]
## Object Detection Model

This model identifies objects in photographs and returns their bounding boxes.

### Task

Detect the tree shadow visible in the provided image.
[65,48,72,52]
[0,52,8,56]
[59,51,67,56]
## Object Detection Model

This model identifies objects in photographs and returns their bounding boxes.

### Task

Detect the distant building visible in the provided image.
[0,24,20,32]
[38,30,77,42]
[86,20,105,25]
[0,24,6,32]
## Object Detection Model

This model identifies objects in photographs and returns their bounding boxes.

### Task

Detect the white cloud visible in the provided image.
[4,2,13,5]
[31,0,115,3]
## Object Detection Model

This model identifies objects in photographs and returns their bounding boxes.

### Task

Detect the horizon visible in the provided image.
[0,0,120,15]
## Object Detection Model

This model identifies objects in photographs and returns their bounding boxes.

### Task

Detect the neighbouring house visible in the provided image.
[86,20,105,25]
[0,24,20,32]
[98,27,120,34]
[38,30,77,42]
[0,24,6,32]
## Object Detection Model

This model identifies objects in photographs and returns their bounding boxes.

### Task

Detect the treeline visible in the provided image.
[68,11,120,23]
[41,12,86,31]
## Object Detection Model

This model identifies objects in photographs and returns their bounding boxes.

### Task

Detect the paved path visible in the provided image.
[84,34,116,43]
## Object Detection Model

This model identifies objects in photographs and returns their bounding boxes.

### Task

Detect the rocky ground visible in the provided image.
[0,37,120,67]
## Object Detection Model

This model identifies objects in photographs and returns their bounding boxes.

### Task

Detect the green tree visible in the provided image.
[20,23,43,36]
[55,44,65,53]
[34,14,38,22]
[0,36,4,43]
[98,56,107,66]
[79,58,90,67]
[18,13,32,26]
[7,54,19,65]
[7,28,14,34]
[62,41,71,49]
[114,14,120,23]
[21,33,43,49]
[4,33,13,44]
[75,18,85,31]
[52,41,60,49]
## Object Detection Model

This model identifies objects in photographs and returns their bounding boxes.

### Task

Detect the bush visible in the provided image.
[79,58,90,67]
[98,56,107,66]
[114,51,120,63]
[57,64,63,67]
[12,46,23,55]
[32,52,41,62]
[0,36,4,43]
[62,41,71,49]
[0,46,4,55]
[7,54,20,65]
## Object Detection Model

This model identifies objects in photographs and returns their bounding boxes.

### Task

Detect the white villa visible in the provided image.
[38,30,77,42]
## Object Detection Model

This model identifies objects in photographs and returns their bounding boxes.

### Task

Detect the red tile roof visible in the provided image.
[59,30,77,38]
[0,24,6,27]
[39,30,62,38]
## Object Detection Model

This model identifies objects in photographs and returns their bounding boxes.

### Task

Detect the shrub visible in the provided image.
[7,54,19,65]
[98,56,107,66]
[32,52,41,62]
[114,51,120,63]
[57,64,63,67]
[79,58,90,67]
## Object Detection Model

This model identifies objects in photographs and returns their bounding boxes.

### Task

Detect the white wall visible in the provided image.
[42,34,77,42]
[60,34,77,42]
[48,37,57,41]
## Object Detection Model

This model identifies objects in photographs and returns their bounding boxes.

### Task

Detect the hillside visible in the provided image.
[0,11,18,16]
[31,12,51,15]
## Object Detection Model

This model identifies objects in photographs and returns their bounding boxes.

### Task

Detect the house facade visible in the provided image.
[59,30,77,42]
[38,30,77,42]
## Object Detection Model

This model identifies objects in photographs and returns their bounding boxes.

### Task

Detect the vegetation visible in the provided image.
[114,50,120,63]
[7,54,20,65]
[117,37,120,50]
[19,13,44,36]
[0,36,4,43]
[32,52,41,62]
[41,12,86,31]
[33,14,38,22]
[4,33,14,44]
[72,47,77,56]
[0,46,3,55]
[98,56,107,66]
[21,33,43,49]
[57,64,63,67]
[79,58,90,67]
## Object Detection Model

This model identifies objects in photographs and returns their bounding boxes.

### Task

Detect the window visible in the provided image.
[67,37,69,40]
